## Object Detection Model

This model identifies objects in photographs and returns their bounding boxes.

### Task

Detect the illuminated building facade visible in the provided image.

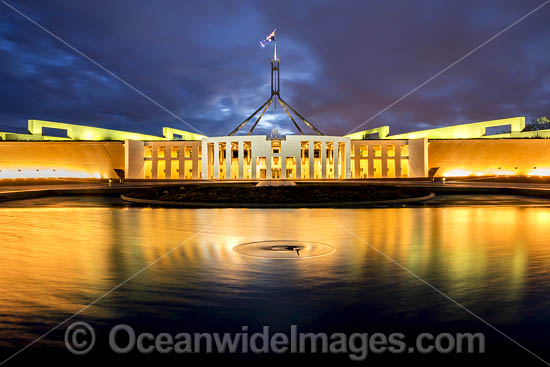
[125,134,428,180]
[1,116,550,180]
[199,135,351,180]
[2,46,546,181]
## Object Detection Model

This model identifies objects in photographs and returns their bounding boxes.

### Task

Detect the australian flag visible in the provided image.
[259,29,276,48]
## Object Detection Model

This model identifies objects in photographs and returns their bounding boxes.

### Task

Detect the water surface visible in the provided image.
[0,195,549,364]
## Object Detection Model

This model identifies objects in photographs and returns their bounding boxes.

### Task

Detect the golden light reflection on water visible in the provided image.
[1,205,550,345]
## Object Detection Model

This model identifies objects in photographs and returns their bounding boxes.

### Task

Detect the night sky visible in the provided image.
[1,0,549,137]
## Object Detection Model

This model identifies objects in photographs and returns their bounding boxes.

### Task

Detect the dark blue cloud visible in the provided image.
[1,0,549,137]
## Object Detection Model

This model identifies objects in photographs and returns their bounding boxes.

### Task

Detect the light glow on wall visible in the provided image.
[442,169,472,177]
[0,168,103,179]
[443,168,518,177]
[493,169,516,176]
[528,168,550,177]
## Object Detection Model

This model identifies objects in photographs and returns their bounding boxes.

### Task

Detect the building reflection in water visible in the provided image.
[0,205,549,346]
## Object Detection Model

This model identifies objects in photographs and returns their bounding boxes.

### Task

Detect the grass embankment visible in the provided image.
[124,183,430,204]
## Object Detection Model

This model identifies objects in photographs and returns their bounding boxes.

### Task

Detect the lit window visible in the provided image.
[144,161,152,179]
[373,145,382,157]
[171,146,179,158]
[387,145,395,157]
[400,145,409,156]
[158,146,166,159]
[144,145,152,158]
[401,159,409,177]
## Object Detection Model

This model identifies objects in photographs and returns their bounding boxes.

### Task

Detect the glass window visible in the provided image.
[360,160,368,178]
[301,142,309,161]
[185,146,193,158]
[401,159,409,177]
[360,146,368,157]
[171,160,179,179]
[157,160,166,179]
[184,160,193,179]
[144,145,152,158]
[387,159,395,178]
[158,146,166,159]
[373,159,382,178]
[171,146,179,158]
[144,160,152,179]
[256,157,267,179]
[373,145,382,157]
[400,145,409,156]
[387,145,395,157]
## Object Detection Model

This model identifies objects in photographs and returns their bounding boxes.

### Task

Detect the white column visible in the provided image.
[333,141,339,179]
[321,140,327,179]
[165,145,172,179]
[408,138,428,177]
[238,140,244,179]
[226,141,231,179]
[124,139,145,179]
[309,140,314,179]
[395,141,402,178]
[345,139,352,179]
[251,141,257,179]
[201,139,208,179]
[213,141,219,179]
[180,145,185,179]
[151,143,158,179]
[382,143,388,178]
[266,151,272,179]
[296,141,302,179]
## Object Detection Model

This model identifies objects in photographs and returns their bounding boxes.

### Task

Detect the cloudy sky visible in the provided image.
[1,0,549,137]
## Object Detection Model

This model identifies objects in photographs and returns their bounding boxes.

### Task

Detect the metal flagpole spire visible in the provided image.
[273,30,277,111]
[228,28,324,136]
[274,36,277,62]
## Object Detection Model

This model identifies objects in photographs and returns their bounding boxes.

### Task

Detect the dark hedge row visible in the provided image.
[125,183,430,204]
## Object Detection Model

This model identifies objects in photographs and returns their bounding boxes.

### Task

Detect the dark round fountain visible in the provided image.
[233,240,334,259]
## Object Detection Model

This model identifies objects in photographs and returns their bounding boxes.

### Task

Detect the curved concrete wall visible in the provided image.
[429,139,550,177]
[0,141,124,179]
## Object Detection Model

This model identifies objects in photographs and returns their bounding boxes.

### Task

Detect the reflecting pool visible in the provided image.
[0,196,549,364]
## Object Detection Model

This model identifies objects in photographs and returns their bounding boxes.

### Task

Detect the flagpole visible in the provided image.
[273,36,277,111]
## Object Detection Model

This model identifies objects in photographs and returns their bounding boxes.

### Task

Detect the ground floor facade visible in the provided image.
[2,119,550,180]
[3,117,550,180]
[123,135,429,180]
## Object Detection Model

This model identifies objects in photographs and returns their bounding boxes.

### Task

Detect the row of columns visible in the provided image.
[202,137,352,180]
[149,142,200,179]
[352,141,408,178]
